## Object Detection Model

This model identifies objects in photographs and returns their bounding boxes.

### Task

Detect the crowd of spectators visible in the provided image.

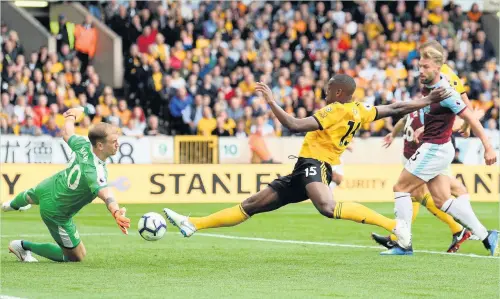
[1,0,498,139]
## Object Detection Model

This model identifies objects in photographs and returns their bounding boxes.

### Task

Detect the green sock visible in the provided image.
[23,241,68,262]
[10,192,30,210]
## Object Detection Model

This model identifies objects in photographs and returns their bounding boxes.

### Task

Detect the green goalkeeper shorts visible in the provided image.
[26,178,81,249]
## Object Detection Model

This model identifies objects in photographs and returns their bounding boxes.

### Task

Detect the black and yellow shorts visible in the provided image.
[269,158,332,204]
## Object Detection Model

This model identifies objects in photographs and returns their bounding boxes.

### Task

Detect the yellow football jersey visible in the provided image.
[299,102,377,165]
[441,64,465,94]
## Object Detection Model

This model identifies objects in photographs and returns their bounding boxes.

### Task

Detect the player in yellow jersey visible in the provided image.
[163,75,450,240]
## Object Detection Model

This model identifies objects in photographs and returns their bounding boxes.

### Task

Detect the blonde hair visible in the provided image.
[419,40,445,66]
[88,122,115,146]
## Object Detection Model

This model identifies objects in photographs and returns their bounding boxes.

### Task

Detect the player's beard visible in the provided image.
[420,72,436,85]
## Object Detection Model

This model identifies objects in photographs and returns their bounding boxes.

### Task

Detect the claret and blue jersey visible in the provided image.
[422,76,467,144]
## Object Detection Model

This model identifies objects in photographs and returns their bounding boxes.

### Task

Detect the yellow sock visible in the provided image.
[189,204,249,231]
[421,193,463,234]
[333,202,396,233]
[390,199,420,241]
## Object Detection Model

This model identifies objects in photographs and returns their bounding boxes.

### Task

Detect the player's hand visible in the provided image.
[458,122,471,138]
[113,207,131,235]
[484,147,497,165]
[255,82,274,104]
[63,107,85,122]
[427,87,452,103]
[382,133,394,148]
[414,126,424,143]
[473,108,485,120]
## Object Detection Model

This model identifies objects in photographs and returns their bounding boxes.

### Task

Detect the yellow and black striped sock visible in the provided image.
[333,202,396,233]
[189,204,250,231]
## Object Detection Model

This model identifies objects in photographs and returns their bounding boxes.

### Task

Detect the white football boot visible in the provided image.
[163,208,197,237]
[393,219,412,249]
[2,200,32,212]
[9,240,38,262]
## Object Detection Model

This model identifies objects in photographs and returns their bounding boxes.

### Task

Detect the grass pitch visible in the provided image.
[1,202,499,299]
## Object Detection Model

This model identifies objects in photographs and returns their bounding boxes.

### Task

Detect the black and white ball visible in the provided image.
[138,212,167,241]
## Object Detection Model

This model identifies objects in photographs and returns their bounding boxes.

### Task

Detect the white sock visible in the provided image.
[394,192,413,226]
[441,195,488,240]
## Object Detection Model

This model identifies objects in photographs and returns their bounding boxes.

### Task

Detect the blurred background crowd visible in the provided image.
[1,0,498,139]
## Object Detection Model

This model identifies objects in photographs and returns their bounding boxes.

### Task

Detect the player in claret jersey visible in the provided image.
[383,42,498,256]
[372,108,475,253]
[2,108,130,262]
[163,74,450,243]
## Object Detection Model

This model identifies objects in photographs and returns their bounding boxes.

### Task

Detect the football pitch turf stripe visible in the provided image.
[2,232,498,260]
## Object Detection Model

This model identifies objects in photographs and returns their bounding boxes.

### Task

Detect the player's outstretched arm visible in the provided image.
[375,87,451,120]
[383,115,407,148]
[256,82,320,132]
[98,187,131,235]
[62,107,84,143]
[458,108,497,165]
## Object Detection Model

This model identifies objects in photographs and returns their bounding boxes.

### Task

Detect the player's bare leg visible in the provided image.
[164,187,286,237]
[428,175,498,256]
[62,242,86,262]
[306,182,397,232]
[2,191,34,212]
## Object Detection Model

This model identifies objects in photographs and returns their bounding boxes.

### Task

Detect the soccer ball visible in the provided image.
[138,212,167,241]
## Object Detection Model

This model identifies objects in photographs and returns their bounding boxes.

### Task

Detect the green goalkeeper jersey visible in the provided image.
[47,135,108,218]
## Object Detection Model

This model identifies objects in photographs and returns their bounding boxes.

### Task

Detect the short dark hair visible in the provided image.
[330,74,356,95]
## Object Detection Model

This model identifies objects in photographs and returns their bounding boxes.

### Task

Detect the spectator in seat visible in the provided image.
[144,114,167,136]
[41,116,61,137]
[182,94,203,135]
[74,15,97,72]
[227,96,244,122]
[234,120,248,138]
[199,74,218,104]
[474,31,496,61]
[121,118,144,137]
[71,72,85,96]
[75,115,91,136]
[0,117,9,134]
[197,106,216,136]
[130,106,146,131]
[212,115,232,136]
[1,92,14,116]
[219,110,236,135]
[8,115,20,135]
[92,105,105,124]
[110,5,130,53]
[117,99,131,126]
[147,60,163,112]
[238,73,256,98]
[168,87,192,134]
[13,95,27,123]
[137,26,156,54]
[20,115,36,136]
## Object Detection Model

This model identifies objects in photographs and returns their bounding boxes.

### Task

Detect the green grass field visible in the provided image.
[1,202,499,299]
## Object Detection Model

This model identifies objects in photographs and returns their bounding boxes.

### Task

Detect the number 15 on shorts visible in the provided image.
[305,166,317,177]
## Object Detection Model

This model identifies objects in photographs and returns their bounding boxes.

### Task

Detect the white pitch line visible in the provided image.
[0,295,27,299]
[196,233,500,260]
[1,232,498,260]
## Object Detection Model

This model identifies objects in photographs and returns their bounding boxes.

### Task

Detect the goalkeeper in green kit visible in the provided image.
[1,108,131,262]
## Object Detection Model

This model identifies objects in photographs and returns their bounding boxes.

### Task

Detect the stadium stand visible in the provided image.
[1,1,498,139]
